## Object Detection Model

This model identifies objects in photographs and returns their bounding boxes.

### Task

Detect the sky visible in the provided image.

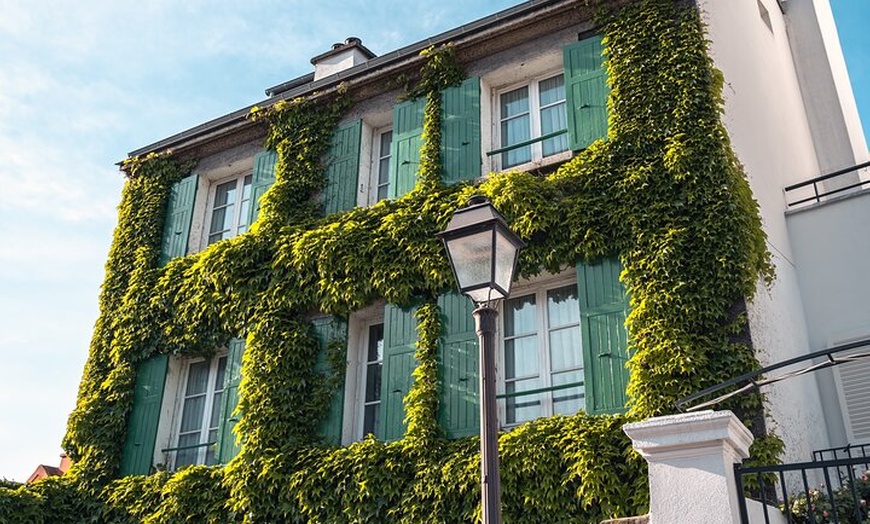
[0,0,867,483]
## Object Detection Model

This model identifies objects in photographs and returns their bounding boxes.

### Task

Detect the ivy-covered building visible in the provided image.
[3,0,867,522]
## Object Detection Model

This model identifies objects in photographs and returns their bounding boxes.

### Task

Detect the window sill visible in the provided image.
[489,150,574,176]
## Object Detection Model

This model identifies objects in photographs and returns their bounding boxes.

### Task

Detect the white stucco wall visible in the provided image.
[785,189,870,445]
[699,0,831,462]
[782,0,869,181]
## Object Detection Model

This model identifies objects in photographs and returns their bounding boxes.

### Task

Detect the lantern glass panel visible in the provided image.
[445,230,493,293]
[494,228,519,296]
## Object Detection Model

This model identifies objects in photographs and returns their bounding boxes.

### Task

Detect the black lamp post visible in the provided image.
[437,196,525,524]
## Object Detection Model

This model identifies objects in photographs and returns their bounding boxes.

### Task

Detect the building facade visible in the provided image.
[4,0,867,522]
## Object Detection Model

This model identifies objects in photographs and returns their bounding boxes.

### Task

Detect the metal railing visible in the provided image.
[735,448,870,524]
[495,380,584,400]
[675,338,870,413]
[784,160,870,208]
[486,129,568,157]
[161,441,216,471]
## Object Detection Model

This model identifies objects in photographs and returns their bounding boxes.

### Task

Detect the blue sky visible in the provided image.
[0,0,866,482]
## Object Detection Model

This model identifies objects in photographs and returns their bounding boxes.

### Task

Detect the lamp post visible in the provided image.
[437,196,525,524]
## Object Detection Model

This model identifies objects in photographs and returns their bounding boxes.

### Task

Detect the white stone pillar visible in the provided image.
[623,410,754,524]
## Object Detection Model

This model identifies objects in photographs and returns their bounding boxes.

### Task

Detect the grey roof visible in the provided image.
[126,0,568,159]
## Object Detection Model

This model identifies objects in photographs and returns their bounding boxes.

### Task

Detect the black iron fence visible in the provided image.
[735,444,870,524]
[784,160,870,209]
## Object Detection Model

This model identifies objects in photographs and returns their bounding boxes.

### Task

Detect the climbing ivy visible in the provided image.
[2,1,780,522]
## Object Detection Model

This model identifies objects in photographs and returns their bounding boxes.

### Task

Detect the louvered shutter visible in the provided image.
[837,344,870,442]
[577,257,630,415]
[437,291,480,439]
[380,303,418,440]
[324,121,362,215]
[388,98,426,199]
[159,174,197,265]
[119,354,169,476]
[248,150,277,227]
[312,316,348,445]
[441,77,481,185]
[215,338,245,463]
[563,35,608,151]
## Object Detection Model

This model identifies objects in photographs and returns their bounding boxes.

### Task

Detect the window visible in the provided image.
[501,281,584,425]
[366,128,392,204]
[342,305,387,443]
[497,73,568,169]
[171,355,227,469]
[361,322,384,436]
[207,174,253,245]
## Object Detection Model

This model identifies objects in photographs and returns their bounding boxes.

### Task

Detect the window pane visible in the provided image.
[501,86,529,118]
[504,335,539,379]
[500,86,531,168]
[209,391,223,429]
[179,395,206,433]
[375,131,392,202]
[214,357,227,392]
[547,286,579,328]
[549,326,582,371]
[186,362,210,396]
[368,324,384,363]
[541,105,568,157]
[209,179,240,243]
[214,180,236,208]
[237,176,253,234]
[365,363,382,403]
[552,370,585,415]
[501,115,531,168]
[205,430,218,465]
[505,378,542,425]
[175,433,200,469]
[208,208,230,244]
[505,294,536,337]
[363,404,380,436]
[241,175,252,199]
[378,157,390,186]
[379,130,393,157]
[539,75,565,107]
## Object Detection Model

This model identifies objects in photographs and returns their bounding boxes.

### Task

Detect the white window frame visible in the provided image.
[203,173,253,247]
[492,70,571,172]
[497,268,583,427]
[354,107,393,208]
[342,303,385,444]
[166,352,228,470]
[366,127,393,205]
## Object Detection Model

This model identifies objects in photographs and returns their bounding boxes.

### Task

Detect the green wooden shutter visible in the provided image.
[388,98,426,199]
[119,354,169,476]
[215,339,245,463]
[324,120,362,215]
[441,77,481,185]
[159,174,197,265]
[380,303,418,440]
[248,150,277,227]
[577,256,630,415]
[312,316,348,445]
[563,35,608,151]
[437,291,480,439]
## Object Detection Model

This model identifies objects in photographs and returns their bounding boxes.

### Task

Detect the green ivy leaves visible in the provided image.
[14,1,782,522]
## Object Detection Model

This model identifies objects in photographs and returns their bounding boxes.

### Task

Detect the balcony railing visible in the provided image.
[161,441,216,471]
[784,160,870,209]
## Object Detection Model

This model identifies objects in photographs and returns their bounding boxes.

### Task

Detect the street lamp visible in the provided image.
[437,195,524,524]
